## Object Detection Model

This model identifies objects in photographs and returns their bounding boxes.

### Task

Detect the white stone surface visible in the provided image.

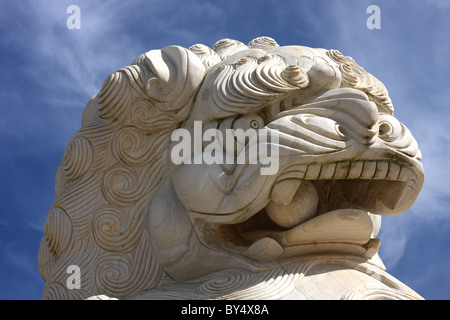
[38,37,424,300]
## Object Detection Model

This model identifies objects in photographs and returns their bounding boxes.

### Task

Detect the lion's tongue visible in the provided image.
[278,208,373,246]
[242,208,373,262]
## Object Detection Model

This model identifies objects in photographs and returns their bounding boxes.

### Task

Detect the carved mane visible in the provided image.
[38,45,204,299]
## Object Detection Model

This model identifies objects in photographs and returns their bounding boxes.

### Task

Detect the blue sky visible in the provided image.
[0,0,449,300]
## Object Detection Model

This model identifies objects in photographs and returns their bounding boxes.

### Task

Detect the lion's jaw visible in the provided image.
[168,44,424,270]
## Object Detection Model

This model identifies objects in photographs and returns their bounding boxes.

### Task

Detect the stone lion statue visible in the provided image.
[38,37,424,300]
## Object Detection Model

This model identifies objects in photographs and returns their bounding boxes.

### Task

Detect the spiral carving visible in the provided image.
[193,260,319,299]
[281,65,309,88]
[38,238,54,281]
[62,136,93,181]
[98,70,131,121]
[43,282,90,300]
[42,282,69,300]
[102,161,165,207]
[111,126,170,166]
[212,38,247,59]
[130,100,177,133]
[92,206,141,252]
[326,49,393,114]
[256,55,301,92]
[95,253,132,296]
[54,164,66,198]
[81,95,100,126]
[248,36,279,49]
[339,63,359,86]
[130,99,156,127]
[189,43,222,69]
[342,286,421,300]
[326,49,347,64]
[211,54,310,114]
[101,165,140,207]
[94,239,162,298]
[111,126,144,165]
[197,269,257,296]
[44,206,72,259]
[130,100,159,132]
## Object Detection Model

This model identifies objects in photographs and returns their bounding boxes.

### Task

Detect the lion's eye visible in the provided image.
[216,114,266,156]
[232,113,266,131]
[250,119,261,129]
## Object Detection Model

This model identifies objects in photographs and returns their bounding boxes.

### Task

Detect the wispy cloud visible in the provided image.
[1,245,36,276]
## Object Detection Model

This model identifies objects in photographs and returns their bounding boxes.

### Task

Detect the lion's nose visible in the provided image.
[291,87,380,146]
[334,97,379,145]
[269,87,380,146]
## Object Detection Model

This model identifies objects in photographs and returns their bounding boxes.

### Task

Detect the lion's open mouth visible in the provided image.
[214,159,419,252]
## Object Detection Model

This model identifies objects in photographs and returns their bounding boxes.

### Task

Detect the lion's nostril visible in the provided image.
[379,122,392,138]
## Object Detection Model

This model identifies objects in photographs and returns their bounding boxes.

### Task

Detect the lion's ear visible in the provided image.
[98,45,205,125]
[143,45,206,109]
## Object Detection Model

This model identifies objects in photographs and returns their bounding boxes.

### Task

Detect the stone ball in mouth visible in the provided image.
[266,180,318,229]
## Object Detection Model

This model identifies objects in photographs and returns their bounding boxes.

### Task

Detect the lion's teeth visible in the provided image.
[297,160,410,182]
[347,161,364,179]
[386,162,401,180]
[305,163,322,180]
[318,163,336,180]
[398,165,412,182]
[360,161,377,179]
[333,161,351,179]
[373,161,389,179]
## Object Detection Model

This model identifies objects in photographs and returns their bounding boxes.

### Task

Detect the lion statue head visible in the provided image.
[38,37,424,300]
